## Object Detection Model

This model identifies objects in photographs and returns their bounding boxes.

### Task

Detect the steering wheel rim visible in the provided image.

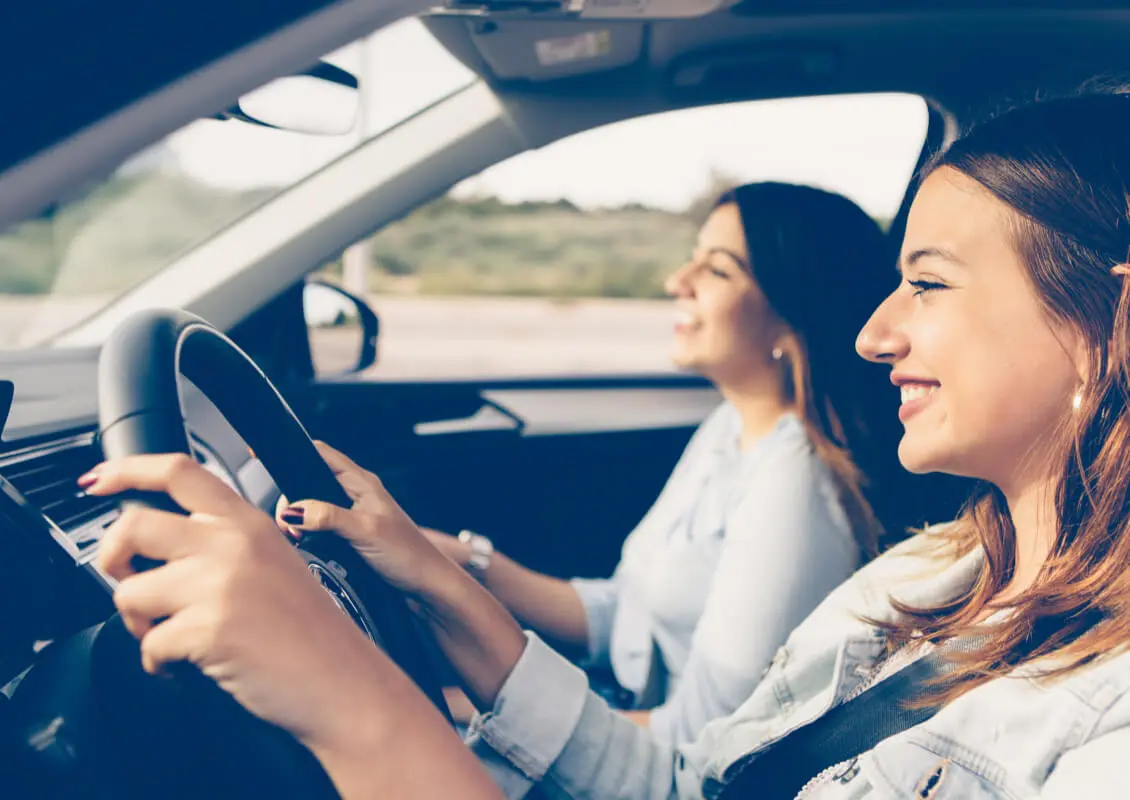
[89,307,449,796]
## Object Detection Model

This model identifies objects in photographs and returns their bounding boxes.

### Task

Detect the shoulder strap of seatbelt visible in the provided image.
[715,648,949,799]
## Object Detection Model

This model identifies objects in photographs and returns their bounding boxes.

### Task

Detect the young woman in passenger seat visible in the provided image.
[89,90,1130,797]
[417,182,899,742]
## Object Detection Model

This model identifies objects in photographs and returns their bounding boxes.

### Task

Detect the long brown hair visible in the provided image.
[719,183,906,560]
[875,92,1130,704]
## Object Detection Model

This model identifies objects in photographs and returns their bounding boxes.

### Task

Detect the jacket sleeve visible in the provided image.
[570,576,620,668]
[467,632,711,799]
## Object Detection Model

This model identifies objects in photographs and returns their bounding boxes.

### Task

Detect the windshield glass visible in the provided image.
[0,18,474,350]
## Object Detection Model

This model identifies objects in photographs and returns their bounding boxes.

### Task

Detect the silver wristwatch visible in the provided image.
[457,530,494,583]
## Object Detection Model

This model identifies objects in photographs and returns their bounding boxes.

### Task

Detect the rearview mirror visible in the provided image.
[218,62,360,136]
[304,280,379,376]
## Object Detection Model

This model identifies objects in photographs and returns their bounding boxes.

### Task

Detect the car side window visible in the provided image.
[317,93,928,379]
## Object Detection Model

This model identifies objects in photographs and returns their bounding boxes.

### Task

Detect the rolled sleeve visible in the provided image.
[467,632,591,796]
[467,631,700,800]
[570,577,620,668]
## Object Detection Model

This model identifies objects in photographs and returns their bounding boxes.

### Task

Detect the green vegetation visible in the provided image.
[0,172,274,296]
[0,167,886,301]
[363,196,698,299]
[0,169,701,300]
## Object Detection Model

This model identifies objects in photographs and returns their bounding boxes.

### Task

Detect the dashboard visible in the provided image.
[0,377,282,694]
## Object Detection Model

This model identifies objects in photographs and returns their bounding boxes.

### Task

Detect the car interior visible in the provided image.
[2,0,1129,796]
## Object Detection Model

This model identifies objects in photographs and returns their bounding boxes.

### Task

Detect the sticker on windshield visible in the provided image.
[535,30,613,67]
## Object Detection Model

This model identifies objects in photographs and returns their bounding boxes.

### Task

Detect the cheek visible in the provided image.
[913,303,1078,474]
[970,342,1076,434]
[966,302,1077,422]
[716,293,771,354]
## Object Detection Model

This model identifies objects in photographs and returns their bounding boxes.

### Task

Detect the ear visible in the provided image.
[1069,330,1092,386]
[770,330,801,363]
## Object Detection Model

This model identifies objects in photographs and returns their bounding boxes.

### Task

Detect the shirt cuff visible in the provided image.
[570,577,618,667]
[467,631,591,783]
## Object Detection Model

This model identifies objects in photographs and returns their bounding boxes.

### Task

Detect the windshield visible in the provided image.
[0,18,474,350]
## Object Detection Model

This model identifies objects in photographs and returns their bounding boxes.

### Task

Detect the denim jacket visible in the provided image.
[466,532,1130,799]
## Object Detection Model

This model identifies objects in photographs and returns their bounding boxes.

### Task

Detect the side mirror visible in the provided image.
[216,61,360,136]
[303,280,379,377]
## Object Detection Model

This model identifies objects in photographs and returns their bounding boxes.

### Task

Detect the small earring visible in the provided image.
[1072,388,1084,412]
[771,347,784,362]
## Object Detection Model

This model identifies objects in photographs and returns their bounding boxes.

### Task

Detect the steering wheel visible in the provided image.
[6,309,449,799]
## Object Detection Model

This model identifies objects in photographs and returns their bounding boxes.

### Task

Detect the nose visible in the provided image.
[856,290,909,364]
[665,260,696,298]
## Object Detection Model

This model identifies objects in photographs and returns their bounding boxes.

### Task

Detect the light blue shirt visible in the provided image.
[467,534,1130,799]
[570,403,859,744]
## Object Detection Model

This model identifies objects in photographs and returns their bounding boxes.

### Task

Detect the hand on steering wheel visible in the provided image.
[274,441,453,595]
[89,453,388,754]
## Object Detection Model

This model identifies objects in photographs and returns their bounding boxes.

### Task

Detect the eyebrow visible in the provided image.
[897,246,966,275]
[700,246,750,271]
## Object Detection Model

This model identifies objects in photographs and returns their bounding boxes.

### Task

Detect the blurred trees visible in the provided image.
[1,169,885,301]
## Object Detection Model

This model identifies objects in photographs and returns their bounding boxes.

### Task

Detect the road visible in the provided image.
[2,295,678,379]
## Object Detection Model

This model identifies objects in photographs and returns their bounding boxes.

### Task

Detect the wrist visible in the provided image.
[457,530,493,584]
[298,637,399,759]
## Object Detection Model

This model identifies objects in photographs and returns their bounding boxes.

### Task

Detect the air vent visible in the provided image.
[1,438,117,554]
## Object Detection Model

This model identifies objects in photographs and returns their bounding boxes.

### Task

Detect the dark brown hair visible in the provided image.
[718,183,905,558]
[876,91,1130,703]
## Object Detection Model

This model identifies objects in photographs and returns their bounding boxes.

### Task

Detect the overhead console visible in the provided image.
[432,0,740,20]
[424,0,741,84]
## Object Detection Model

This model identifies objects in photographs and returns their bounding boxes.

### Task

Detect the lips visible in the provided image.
[895,380,940,422]
[674,309,700,332]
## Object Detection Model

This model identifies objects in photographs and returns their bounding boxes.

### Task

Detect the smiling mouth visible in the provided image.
[898,382,940,422]
[673,310,700,332]
[900,384,938,404]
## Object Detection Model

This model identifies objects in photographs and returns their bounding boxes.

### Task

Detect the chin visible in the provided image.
[669,349,698,371]
[896,437,948,475]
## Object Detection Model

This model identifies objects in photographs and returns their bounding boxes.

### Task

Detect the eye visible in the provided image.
[708,265,732,280]
[909,279,947,297]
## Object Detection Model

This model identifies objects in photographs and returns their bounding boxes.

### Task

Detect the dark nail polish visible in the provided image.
[281,508,305,526]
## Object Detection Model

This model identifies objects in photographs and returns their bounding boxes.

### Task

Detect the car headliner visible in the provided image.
[3,0,1130,232]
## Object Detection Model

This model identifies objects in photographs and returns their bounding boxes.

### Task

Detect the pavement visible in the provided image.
[1,294,678,378]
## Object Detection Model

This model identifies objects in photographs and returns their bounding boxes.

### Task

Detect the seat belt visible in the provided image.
[715,648,950,799]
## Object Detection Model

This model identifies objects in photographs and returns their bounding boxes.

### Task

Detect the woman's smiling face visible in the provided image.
[856,167,1086,490]
[665,203,785,385]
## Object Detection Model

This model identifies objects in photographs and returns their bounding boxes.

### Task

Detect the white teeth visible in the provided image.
[900,384,938,404]
[674,310,698,326]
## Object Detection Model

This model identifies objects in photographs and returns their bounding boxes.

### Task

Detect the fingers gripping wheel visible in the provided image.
[89,308,449,796]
